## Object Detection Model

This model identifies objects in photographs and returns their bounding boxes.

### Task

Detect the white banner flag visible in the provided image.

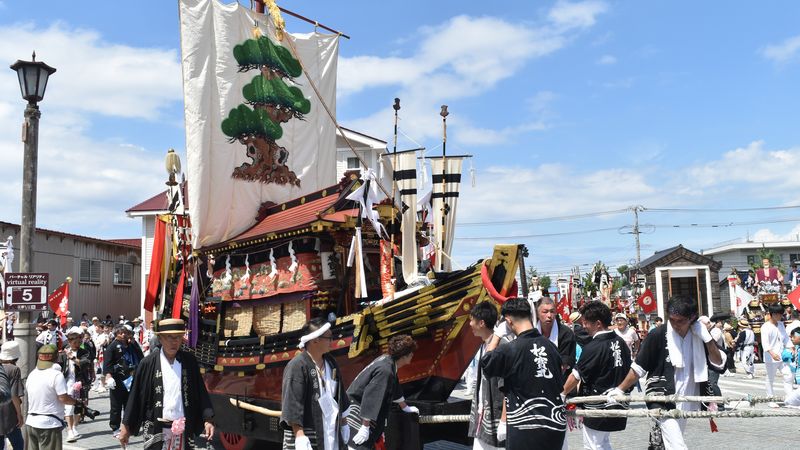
[430,157,463,272]
[180,0,339,248]
[392,150,418,283]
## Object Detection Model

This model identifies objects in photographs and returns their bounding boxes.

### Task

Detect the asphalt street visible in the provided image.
[8,360,797,450]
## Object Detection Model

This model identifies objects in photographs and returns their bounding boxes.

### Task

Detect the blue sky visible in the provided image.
[2,1,800,278]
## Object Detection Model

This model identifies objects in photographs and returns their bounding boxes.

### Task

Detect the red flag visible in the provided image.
[144,218,167,312]
[788,286,800,310]
[637,289,656,314]
[47,279,70,326]
[557,293,571,322]
[172,269,186,319]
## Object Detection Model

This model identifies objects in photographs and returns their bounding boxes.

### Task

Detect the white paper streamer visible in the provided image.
[288,241,298,273]
[269,248,278,278]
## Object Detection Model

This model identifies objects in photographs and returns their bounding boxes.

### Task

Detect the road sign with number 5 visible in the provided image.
[4,273,48,311]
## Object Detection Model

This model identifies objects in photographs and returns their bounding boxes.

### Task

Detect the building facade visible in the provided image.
[636,245,723,317]
[0,221,141,320]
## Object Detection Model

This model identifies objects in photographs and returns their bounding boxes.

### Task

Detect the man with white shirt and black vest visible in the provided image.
[119,318,214,449]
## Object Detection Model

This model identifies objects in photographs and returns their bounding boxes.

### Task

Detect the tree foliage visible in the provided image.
[751,248,785,272]
[242,75,310,115]
[221,104,283,141]
[233,36,302,77]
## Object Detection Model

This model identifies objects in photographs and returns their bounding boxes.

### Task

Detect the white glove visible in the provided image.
[606,387,625,405]
[496,420,506,441]
[401,405,419,414]
[295,435,313,450]
[493,320,512,338]
[106,378,117,390]
[353,424,370,445]
[340,425,350,444]
[691,321,713,343]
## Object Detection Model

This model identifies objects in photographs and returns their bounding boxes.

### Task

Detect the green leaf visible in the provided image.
[242,75,310,114]
[221,104,282,140]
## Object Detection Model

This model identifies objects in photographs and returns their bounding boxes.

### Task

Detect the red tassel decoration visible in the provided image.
[709,418,718,433]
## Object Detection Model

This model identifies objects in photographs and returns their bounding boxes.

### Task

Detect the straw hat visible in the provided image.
[0,341,21,361]
[738,318,750,327]
[156,318,186,335]
[723,323,733,331]
[569,311,582,323]
[37,344,58,370]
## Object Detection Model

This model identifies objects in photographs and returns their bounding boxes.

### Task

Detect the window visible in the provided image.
[114,263,133,286]
[79,259,101,284]
[346,157,360,169]
[790,254,800,264]
[747,255,757,265]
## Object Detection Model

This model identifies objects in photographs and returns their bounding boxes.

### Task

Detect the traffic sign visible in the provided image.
[4,273,48,311]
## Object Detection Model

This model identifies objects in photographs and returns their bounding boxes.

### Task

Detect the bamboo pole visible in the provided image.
[567,394,785,405]
[229,398,282,418]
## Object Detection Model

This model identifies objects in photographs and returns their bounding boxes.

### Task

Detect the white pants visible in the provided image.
[764,359,793,396]
[582,426,612,450]
[472,439,502,450]
[740,346,754,374]
[785,387,800,407]
[659,418,688,450]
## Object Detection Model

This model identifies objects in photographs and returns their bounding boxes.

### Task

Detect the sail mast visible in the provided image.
[390,98,400,297]
[438,105,449,272]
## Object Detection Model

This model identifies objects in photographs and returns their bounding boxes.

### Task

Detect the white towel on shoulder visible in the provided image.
[666,321,708,383]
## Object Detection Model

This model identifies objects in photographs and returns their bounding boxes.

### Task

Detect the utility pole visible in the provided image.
[631,205,644,266]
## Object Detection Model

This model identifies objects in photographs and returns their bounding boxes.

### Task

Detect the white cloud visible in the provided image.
[1,23,181,119]
[0,23,181,238]
[597,54,617,65]
[761,35,800,64]
[548,0,608,29]
[340,2,608,143]
[752,225,800,243]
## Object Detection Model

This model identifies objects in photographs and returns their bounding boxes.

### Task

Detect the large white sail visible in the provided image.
[430,156,463,272]
[180,0,339,248]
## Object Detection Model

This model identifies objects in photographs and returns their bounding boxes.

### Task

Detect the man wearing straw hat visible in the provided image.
[118,318,214,449]
[735,318,756,379]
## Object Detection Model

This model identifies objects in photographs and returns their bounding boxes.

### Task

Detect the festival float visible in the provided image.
[140,1,524,448]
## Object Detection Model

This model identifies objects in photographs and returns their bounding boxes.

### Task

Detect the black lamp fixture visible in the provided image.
[10,51,56,104]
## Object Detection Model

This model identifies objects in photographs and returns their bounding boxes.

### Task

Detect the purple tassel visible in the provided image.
[188,263,200,348]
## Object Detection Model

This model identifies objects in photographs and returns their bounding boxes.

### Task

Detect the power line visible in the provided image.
[455,226,621,240]
[645,205,800,213]
[457,208,629,227]
[456,217,800,241]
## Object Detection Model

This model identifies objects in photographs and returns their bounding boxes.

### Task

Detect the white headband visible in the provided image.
[298,322,331,349]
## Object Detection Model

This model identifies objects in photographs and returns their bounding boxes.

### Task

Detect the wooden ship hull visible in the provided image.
[181,179,522,447]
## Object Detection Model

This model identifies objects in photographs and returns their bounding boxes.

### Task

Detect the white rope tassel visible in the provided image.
[241,254,251,283]
[269,248,278,279]
[288,241,298,273]
[223,255,232,283]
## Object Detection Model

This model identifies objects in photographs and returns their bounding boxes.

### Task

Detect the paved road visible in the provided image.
[11,360,797,449]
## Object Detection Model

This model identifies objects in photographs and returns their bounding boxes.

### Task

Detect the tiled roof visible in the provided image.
[108,239,142,249]
[126,183,188,214]
[0,221,141,250]
[230,188,351,244]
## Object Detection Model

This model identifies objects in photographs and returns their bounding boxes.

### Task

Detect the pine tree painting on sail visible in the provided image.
[221,35,310,186]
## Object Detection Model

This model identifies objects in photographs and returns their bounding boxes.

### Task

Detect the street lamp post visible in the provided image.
[9,52,56,377]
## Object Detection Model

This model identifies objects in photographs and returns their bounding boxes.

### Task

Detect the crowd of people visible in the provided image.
[0,313,166,449]
[461,295,730,450]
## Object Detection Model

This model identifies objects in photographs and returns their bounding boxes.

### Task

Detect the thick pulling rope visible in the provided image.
[571,408,800,419]
[567,394,785,406]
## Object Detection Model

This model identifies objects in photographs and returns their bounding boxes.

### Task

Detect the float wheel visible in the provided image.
[218,432,253,450]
